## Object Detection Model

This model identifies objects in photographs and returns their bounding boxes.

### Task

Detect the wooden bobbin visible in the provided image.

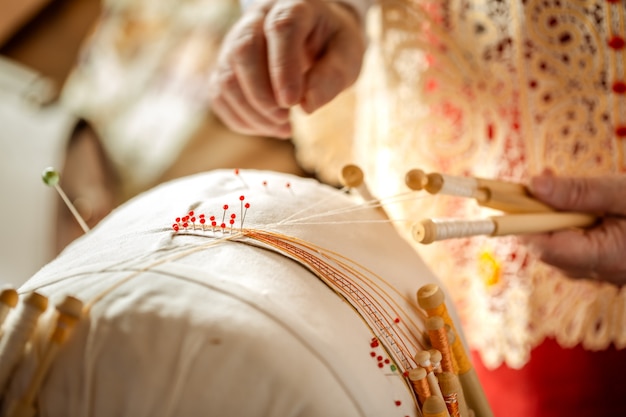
[0,292,48,393]
[422,395,450,417]
[338,164,380,206]
[408,367,430,405]
[425,316,454,375]
[438,371,470,417]
[424,173,445,194]
[339,164,365,188]
[445,325,460,372]
[418,285,494,417]
[418,285,469,374]
[405,169,428,191]
[0,288,19,332]
[8,296,83,417]
[429,349,443,374]
[422,329,432,349]
[415,350,443,399]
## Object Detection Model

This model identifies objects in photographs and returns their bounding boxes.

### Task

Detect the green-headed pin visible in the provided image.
[41,167,90,233]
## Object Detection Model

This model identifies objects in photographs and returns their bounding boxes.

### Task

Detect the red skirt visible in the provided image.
[472,338,626,416]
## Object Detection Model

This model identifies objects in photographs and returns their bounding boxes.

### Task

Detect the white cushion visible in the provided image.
[9,169,457,417]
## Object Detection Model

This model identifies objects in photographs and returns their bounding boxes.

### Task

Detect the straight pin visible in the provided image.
[42,167,89,233]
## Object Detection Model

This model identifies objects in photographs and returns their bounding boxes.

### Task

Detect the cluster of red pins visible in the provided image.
[367,318,406,409]
[171,195,250,234]
[369,317,403,369]
[370,337,392,369]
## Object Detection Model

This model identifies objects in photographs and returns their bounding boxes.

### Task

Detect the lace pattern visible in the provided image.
[349,0,626,368]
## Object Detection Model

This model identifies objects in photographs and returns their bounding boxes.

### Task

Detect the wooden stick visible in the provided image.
[413,212,597,244]
[479,189,553,214]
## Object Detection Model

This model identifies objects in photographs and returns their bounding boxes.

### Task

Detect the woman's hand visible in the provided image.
[208,0,366,138]
[523,170,626,285]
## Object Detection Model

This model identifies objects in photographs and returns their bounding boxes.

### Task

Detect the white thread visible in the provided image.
[0,301,46,392]
[438,175,479,198]
[432,219,495,241]
[278,191,423,226]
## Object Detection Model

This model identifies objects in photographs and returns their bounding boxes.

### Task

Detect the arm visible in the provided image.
[208,0,369,138]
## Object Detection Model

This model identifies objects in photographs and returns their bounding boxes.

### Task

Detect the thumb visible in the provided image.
[528,171,626,215]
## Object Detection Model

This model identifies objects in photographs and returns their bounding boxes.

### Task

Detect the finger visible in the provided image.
[214,96,292,138]
[300,27,364,112]
[222,73,292,137]
[211,94,254,135]
[522,228,600,271]
[264,0,314,107]
[528,172,626,215]
[211,70,291,138]
[229,11,291,123]
[522,217,626,284]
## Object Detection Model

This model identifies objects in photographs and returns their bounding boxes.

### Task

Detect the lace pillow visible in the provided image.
[2,169,460,417]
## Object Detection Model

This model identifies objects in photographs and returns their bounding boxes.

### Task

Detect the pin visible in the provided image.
[234,168,248,188]
[239,196,245,226]
[241,202,250,230]
[221,205,229,224]
[190,214,196,229]
[42,167,89,233]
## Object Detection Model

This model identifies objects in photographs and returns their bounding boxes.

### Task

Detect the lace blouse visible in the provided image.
[340,0,626,369]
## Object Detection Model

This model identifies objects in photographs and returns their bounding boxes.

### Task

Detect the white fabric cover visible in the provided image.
[7,169,457,417]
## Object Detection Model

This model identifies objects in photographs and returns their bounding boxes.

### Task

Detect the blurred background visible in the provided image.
[0,0,352,288]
